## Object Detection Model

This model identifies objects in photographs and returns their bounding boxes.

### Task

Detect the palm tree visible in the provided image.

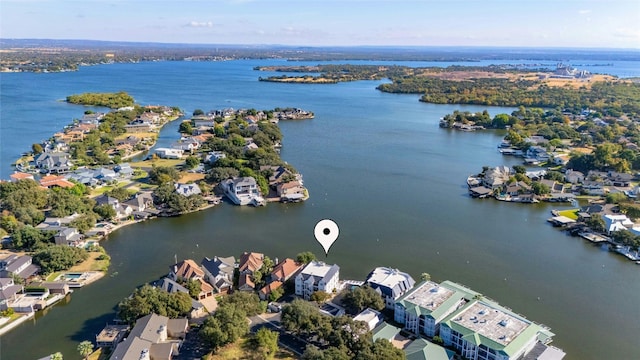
[77,340,94,359]
[50,352,63,360]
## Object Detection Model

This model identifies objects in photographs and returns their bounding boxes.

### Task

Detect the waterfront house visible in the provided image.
[201,256,235,294]
[169,259,205,282]
[269,258,302,283]
[54,227,84,247]
[603,214,634,234]
[482,166,511,189]
[156,277,209,317]
[0,255,39,282]
[34,151,72,174]
[154,148,184,159]
[96,324,130,349]
[239,252,264,275]
[122,192,154,212]
[221,177,262,206]
[366,267,416,310]
[110,313,188,360]
[0,278,23,311]
[174,183,201,197]
[294,261,340,300]
[277,181,306,202]
[394,281,479,338]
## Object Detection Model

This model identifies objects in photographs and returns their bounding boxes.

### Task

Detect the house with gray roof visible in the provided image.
[34,151,72,174]
[110,313,188,360]
[174,183,202,197]
[201,256,235,294]
[366,267,415,310]
[0,255,39,282]
[54,227,84,247]
[0,277,23,311]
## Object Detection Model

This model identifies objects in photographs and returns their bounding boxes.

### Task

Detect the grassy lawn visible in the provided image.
[558,209,580,220]
[46,272,62,282]
[132,158,184,169]
[209,337,297,360]
[69,251,110,272]
[180,173,206,183]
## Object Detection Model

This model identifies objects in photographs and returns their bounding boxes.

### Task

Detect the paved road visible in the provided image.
[249,314,308,356]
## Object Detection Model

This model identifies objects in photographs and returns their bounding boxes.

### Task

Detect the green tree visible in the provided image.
[184,279,202,299]
[185,155,200,170]
[33,245,89,274]
[310,291,331,303]
[117,284,192,324]
[419,272,431,282]
[585,214,606,233]
[77,340,94,359]
[192,109,205,116]
[341,285,384,315]
[107,187,133,202]
[32,143,44,154]
[179,121,193,134]
[218,291,264,316]
[253,327,279,359]
[50,352,63,360]
[296,251,316,265]
[148,165,180,185]
[531,181,551,195]
[93,204,117,221]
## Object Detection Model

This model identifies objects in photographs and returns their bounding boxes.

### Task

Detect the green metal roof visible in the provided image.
[404,338,455,360]
[372,322,401,342]
[440,299,545,357]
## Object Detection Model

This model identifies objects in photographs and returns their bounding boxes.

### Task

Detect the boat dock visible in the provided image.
[577,232,610,243]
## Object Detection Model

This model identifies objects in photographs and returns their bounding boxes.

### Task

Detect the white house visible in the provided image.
[295,261,340,300]
[154,147,184,159]
[603,214,635,234]
[365,267,415,310]
[221,177,263,206]
[174,183,202,197]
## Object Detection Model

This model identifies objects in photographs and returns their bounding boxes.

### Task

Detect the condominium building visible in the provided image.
[394,281,478,337]
[294,261,339,300]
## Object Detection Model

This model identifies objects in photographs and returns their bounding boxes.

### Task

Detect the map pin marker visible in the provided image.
[314,219,339,256]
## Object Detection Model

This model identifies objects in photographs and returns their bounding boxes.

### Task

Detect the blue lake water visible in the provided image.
[1,59,639,360]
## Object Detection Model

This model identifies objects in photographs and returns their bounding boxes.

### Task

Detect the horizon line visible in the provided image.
[2,38,639,52]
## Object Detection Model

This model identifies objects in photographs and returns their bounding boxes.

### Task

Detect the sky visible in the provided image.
[1,0,639,49]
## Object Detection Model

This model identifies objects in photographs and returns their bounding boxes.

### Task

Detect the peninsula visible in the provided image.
[0,93,312,334]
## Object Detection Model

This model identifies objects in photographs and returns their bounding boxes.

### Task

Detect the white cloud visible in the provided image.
[578,9,591,14]
[185,21,213,28]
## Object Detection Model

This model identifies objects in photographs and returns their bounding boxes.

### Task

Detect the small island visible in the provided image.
[0,92,313,334]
